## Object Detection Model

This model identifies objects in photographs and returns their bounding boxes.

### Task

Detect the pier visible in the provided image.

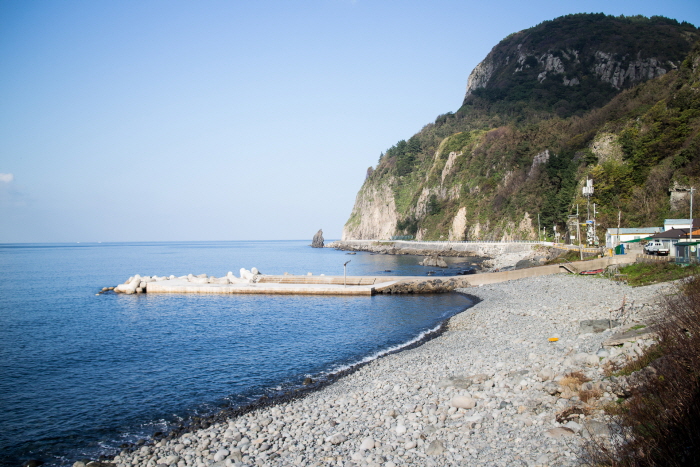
[145,276,403,296]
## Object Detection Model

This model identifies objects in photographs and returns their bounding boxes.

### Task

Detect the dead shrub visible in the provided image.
[579,388,603,403]
[583,274,700,466]
[556,406,591,423]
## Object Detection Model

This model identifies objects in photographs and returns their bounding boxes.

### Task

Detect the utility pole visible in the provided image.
[577,204,583,260]
[691,187,695,241]
[583,179,594,246]
[617,210,621,254]
[576,205,581,245]
[593,203,597,247]
[538,213,541,242]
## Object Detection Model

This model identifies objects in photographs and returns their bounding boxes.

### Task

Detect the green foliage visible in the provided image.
[440,132,476,158]
[619,262,700,286]
[620,101,698,183]
[589,161,635,207]
[396,216,419,236]
[540,152,578,228]
[427,194,442,215]
[382,136,423,177]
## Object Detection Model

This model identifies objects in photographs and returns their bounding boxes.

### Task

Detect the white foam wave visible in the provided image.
[320,322,443,377]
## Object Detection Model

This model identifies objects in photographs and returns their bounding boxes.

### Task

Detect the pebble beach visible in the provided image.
[104,274,671,467]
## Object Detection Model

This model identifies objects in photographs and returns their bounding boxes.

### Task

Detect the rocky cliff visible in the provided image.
[343,14,700,242]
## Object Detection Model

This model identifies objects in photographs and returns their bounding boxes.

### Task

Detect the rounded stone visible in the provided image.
[359,437,374,450]
[451,396,476,409]
[213,449,229,462]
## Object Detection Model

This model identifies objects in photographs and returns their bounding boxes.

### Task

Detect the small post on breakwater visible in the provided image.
[344,260,351,287]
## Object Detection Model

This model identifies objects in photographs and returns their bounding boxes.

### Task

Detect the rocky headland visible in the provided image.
[327,240,481,258]
[328,240,571,273]
[99,274,669,467]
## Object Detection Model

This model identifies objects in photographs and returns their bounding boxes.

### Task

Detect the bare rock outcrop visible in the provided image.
[311,229,324,248]
[420,255,448,268]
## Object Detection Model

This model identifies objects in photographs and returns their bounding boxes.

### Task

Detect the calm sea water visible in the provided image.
[0,241,474,466]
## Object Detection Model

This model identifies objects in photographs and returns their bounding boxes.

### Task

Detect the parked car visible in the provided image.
[644,239,670,256]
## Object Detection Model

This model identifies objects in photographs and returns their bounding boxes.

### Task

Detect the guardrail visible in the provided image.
[341,239,554,245]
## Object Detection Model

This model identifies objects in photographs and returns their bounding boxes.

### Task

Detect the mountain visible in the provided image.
[342,14,700,242]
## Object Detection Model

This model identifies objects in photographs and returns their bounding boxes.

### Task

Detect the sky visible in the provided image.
[1,0,699,243]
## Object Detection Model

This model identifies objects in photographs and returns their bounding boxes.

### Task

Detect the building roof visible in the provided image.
[664,218,700,228]
[650,228,688,239]
[606,227,662,234]
[623,236,653,243]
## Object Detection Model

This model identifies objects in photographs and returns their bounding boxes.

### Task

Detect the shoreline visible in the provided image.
[123,296,477,452]
[326,240,582,273]
[103,275,671,467]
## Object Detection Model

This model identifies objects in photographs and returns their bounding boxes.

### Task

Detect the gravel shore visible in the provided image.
[106,274,671,467]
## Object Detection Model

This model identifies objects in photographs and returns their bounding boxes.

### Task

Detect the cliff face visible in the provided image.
[466,44,680,97]
[343,14,700,241]
[342,179,398,240]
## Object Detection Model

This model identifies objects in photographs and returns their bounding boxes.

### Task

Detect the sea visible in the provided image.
[0,241,477,467]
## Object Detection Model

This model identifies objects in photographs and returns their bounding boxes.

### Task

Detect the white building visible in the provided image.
[664,219,694,231]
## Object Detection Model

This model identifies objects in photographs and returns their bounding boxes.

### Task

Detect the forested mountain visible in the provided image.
[342,14,700,242]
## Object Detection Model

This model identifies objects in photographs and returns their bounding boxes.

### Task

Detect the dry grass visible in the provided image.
[560,371,591,391]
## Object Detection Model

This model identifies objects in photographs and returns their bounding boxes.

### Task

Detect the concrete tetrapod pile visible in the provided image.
[113,268,263,294]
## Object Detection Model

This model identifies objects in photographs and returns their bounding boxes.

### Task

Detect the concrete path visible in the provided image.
[146,278,400,296]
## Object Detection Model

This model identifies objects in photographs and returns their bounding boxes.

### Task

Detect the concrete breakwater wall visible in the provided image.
[328,240,540,257]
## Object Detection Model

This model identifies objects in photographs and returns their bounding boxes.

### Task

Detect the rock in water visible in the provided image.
[311,229,324,248]
[420,255,448,268]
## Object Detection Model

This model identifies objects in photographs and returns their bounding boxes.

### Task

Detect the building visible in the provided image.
[664,219,700,231]
[675,241,700,263]
[606,227,662,249]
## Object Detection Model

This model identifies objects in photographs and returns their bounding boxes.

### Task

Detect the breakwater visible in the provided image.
[109,270,472,295]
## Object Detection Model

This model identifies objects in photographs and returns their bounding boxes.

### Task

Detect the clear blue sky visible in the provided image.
[1,0,698,242]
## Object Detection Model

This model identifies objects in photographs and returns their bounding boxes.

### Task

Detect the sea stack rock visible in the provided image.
[311,229,324,248]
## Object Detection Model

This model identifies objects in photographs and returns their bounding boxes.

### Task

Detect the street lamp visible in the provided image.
[344,260,351,287]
